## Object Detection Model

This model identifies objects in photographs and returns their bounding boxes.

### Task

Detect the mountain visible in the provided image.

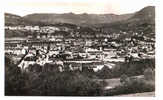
[125,6,155,28]
[5,13,23,25]
[5,12,134,26]
[5,13,36,26]
[5,6,155,39]
[5,6,154,27]
[23,13,133,26]
[98,6,155,34]
[128,6,155,23]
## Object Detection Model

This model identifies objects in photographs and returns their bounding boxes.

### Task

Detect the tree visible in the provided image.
[5,56,27,95]
[120,74,129,85]
[97,66,112,79]
[144,67,155,81]
[24,71,103,96]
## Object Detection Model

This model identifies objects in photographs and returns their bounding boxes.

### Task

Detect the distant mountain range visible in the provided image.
[5,6,155,35]
[5,13,134,26]
[23,13,134,26]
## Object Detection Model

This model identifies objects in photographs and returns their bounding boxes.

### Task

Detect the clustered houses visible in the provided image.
[5,25,155,72]
[5,26,40,31]
[5,25,70,33]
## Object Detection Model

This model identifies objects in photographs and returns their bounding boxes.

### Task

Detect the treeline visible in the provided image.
[95,58,155,79]
[5,29,30,38]
[5,56,155,96]
[5,56,104,96]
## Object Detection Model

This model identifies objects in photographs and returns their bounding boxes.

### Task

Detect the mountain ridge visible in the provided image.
[5,12,134,26]
[96,6,155,33]
[5,6,155,34]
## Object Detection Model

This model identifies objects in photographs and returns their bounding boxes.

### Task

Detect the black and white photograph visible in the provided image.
[4,0,155,97]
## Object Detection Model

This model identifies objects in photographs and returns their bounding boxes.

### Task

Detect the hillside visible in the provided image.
[23,13,133,26]
[5,13,36,26]
[98,6,155,34]
[128,6,155,24]
[5,6,155,39]
[5,6,154,28]
[5,13,23,26]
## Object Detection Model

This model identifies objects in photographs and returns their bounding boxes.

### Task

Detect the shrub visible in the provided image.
[96,66,113,79]
[144,68,155,81]
[120,74,129,85]
[5,56,27,95]
[5,56,104,96]
[24,71,103,96]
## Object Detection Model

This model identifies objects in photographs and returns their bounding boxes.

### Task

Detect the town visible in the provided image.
[5,24,155,72]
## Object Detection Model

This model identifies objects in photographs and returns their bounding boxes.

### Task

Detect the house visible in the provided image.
[18,53,36,71]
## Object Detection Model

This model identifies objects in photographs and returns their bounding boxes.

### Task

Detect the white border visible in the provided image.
[0,0,162,100]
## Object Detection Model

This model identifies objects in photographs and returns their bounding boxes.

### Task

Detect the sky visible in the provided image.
[3,0,155,16]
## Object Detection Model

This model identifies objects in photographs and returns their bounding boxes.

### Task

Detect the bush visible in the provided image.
[24,71,103,96]
[144,68,155,81]
[5,56,27,95]
[120,74,129,85]
[108,59,155,79]
[5,56,104,96]
[96,66,112,79]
